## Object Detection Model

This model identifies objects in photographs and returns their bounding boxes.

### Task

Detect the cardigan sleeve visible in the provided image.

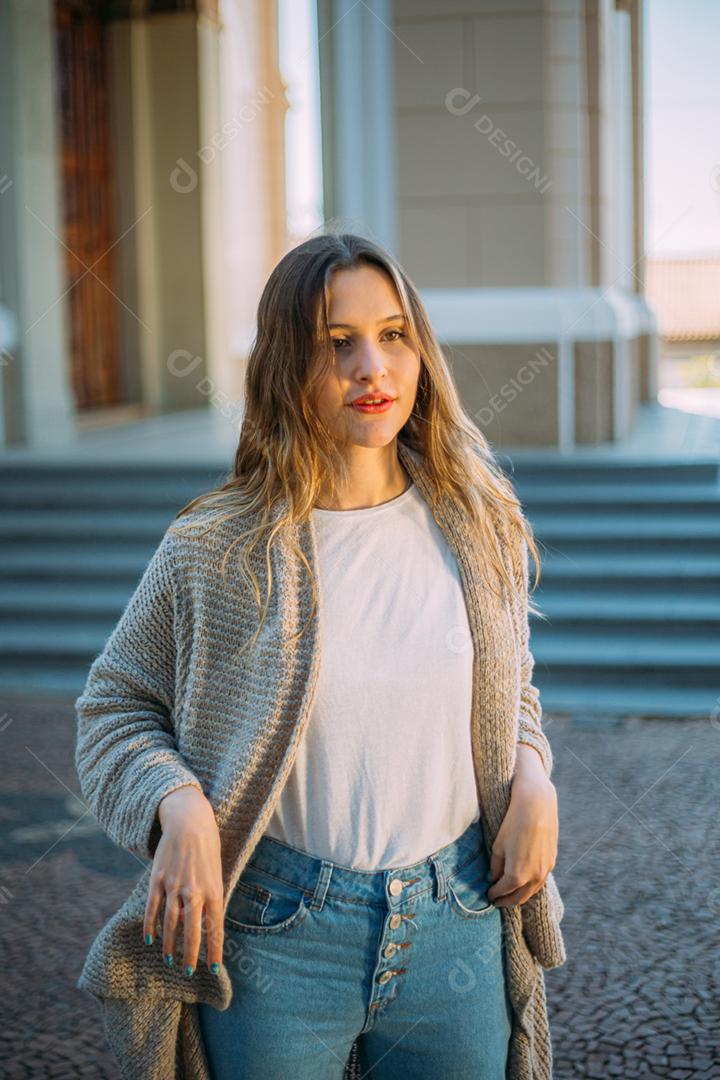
[512,534,554,779]
[73,528,204,861]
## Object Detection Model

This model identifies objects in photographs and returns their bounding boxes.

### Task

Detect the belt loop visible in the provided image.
[309,859,333,911]
[429,854,447,902]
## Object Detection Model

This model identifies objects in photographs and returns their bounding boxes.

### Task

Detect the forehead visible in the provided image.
[326,264,402,322]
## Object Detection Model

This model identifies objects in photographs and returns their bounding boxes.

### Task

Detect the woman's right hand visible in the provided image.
[143,784,225,976]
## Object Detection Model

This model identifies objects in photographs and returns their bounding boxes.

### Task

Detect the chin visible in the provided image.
[349,427,403,450]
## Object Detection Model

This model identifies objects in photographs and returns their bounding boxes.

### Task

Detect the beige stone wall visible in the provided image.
[447,342,560,448]
[394,1,549,289]
[574,340,613,444]
[389,0,652,448]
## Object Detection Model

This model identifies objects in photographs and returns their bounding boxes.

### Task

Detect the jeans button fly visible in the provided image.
[389,879,404,896]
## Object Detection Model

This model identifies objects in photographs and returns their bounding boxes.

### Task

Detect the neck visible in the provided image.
[314,444,411,511]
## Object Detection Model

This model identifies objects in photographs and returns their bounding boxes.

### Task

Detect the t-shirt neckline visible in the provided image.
[312,481,416,519]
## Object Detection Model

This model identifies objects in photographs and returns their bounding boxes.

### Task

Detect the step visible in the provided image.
[0,625,112,658]
[0,546,155,582]
[535,682,719,718]
[0,480,212,511]
[0,462,223,481]
[532,594,720,620]
[533,509,720,535]
[498,456,720,485]
[532,634,720,669]
[516,483,720,512]
[0,667,94,698]
[536,553,720,579]
[534,531,720,555]
[0,584,132,621]
[0,510,176,543]
[533,620,720,640]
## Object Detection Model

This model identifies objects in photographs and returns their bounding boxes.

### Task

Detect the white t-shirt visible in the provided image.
[263,480,480,869]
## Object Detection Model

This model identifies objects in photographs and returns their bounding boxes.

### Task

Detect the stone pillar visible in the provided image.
[317,0,398,253]
[108,0,288,412]
[0,0,75,448]
[107,7,218,413]
[386,0,656,450]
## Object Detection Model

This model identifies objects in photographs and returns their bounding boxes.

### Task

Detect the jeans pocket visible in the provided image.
[225,864,310,934]
[446,851,497,919]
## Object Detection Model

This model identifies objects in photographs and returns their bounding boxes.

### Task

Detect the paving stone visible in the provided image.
[3,698,718,1078]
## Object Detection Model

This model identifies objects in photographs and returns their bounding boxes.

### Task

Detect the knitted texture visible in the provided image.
[74,440,566,1079]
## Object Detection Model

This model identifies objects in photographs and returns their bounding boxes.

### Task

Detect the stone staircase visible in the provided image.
[505,456,720,718]
[1,456,719,718]
[0,462,228,696]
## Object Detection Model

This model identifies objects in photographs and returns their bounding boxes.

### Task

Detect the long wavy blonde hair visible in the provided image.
[170,231,543,652]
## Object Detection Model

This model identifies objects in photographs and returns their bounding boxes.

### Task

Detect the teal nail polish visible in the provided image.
[184,964,194,977]
[145,933,153,945]
[164,953,174,967]
[210,962,220,975]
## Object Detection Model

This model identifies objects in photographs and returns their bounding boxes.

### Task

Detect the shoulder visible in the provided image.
[160,506,265,590]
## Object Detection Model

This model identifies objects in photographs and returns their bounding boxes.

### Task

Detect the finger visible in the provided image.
[181,892,203,977]
[488,848,504,883]
[491,880,541,907]
[143,877,164,945]
[487,870,526,901]
[204,897,224,974]
[162,890,181,968]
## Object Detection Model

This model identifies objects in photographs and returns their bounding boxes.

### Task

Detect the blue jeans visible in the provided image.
[198,817,512,1079]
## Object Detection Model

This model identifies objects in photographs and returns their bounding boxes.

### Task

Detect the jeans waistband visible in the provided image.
[245,817,489,909]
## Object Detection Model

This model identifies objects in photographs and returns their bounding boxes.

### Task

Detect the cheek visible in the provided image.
[397,346,421,387]
[314,373,346,420]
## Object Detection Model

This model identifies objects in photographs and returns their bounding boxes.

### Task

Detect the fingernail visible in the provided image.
[184,964,194,977]
[210,962,220,975]
[164,954,174,967]
[145,933,153,945]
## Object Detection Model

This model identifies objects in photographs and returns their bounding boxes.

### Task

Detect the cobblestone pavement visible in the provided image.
[1,695,718,1079]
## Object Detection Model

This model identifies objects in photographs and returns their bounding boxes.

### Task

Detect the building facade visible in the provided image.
[0,0,656,452]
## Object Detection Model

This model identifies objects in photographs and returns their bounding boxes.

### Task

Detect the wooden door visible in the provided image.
[54,0,123,409]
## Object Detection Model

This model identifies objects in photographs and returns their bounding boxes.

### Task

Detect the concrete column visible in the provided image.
[317,0,398,252]
[389,0,654,449]
[107,12,215,414]
[0,0,75,449]
[108,2,288,412]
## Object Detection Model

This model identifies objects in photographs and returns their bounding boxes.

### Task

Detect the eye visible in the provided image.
[331,337,349,349]
[385,329,405,341]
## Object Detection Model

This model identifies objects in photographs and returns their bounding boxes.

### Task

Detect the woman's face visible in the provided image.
[313,264,421,449]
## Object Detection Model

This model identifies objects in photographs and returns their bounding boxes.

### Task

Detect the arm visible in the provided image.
[511,533,554,780]
[513,741,549,784]
[74,528,204,861]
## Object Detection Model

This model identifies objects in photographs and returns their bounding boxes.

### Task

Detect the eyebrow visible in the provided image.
[328,314,406,329]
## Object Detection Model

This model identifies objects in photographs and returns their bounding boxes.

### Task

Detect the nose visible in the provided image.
[353,336,388,380]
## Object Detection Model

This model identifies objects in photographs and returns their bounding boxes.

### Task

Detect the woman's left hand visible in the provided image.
[487,747,559,908]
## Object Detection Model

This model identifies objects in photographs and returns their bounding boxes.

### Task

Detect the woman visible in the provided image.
[75,232,566,1080]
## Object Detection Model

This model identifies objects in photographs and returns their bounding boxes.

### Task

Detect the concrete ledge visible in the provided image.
[419,286,658,344]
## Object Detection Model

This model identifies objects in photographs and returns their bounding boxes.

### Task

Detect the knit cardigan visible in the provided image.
[74,440,567,1080]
